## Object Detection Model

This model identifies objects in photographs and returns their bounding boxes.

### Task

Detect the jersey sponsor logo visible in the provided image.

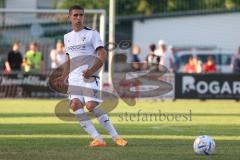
[67,44,86,52]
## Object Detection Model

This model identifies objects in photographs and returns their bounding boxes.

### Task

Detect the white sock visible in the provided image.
[92,107,119,139]
[75,108,102,140]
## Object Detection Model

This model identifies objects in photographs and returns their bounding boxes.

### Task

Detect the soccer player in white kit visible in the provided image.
[60,5,128,147]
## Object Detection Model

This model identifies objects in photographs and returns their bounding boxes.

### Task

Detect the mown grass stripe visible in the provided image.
[0,134,239,140]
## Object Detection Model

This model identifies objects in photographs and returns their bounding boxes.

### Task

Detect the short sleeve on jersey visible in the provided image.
[91,31,104,50]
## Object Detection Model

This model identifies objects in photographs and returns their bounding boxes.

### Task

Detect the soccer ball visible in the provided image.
[193,135,215,155]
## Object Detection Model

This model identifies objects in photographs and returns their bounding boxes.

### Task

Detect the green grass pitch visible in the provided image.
[0,99,239,160]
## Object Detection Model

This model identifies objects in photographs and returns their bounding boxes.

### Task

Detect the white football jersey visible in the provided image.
[64,27,104,81]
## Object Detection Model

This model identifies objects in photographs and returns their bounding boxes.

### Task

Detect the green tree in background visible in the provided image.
[60,0,109,12]
[0,0,5,8]
[59,0,240,16]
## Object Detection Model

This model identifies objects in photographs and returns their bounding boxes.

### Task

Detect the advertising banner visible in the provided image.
[175,74,240,99]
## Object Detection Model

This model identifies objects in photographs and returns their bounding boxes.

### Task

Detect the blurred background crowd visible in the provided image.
[3,40,66,74]
[2,39,240,74]
[1,0,240,75]
[130,41,240,73]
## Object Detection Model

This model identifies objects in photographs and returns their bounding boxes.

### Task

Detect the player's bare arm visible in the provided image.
[60,55,70,81]
[82,47,107,79]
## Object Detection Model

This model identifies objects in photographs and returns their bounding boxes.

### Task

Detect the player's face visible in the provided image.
[69,9,84,31]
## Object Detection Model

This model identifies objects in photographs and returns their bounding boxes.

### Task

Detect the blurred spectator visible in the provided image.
[131,44,141,70]
[184,55,197,73]
[50,40,66,69]
[231,47,240,73]
[24,42,44,73]
[4,41,23,73]
[203,56,216,73]
[193,56,202,73]
[158,40,174,72]
[144,43,159,70]
[168,45,180,72]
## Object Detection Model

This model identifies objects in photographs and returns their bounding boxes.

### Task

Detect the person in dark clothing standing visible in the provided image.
[5,41,23,73]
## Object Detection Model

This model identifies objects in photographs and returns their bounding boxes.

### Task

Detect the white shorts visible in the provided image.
[68,77,102,104]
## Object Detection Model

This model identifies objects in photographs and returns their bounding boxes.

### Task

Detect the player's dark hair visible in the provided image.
[69,5,84,14]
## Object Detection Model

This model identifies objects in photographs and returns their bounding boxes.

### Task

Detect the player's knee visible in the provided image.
[70,99,82,111]
[85,101,97,112]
